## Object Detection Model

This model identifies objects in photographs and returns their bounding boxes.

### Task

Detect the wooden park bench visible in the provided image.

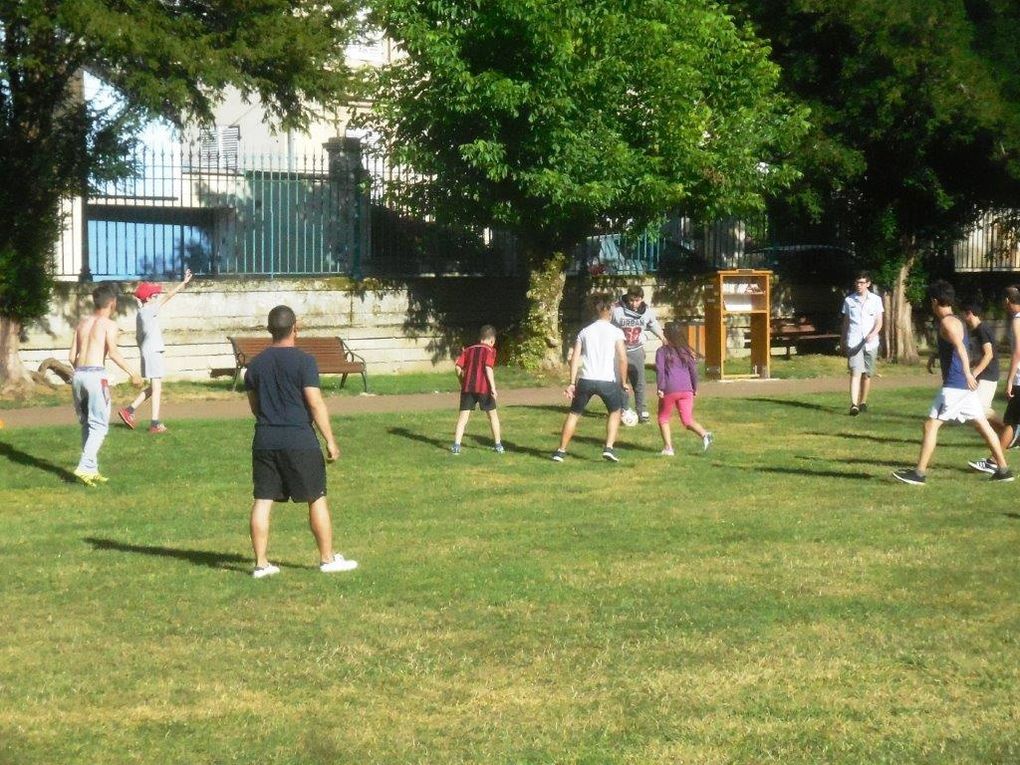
[218,335,368,392]
[769,317,840,358]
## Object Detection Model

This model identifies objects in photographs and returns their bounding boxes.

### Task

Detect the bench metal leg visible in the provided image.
[232,366,242,391]
[360,371,367,392]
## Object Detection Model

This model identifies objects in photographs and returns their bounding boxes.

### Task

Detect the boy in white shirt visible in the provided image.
[841,271,884,415]
[552,294,631,463]
[118,268,192,433]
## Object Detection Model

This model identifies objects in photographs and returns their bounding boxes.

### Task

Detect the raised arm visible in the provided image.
[304,386,339,461]
[160,268,193,307]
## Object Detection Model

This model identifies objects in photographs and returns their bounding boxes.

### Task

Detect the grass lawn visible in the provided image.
[1,385,1017,763]
[0,354,931,411]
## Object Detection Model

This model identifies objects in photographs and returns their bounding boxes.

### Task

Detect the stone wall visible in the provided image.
[20,273,838,383]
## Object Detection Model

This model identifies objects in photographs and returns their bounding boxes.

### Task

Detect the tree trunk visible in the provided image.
[514,252,568,370]
[885,250,920,364]
[0,316,34,395]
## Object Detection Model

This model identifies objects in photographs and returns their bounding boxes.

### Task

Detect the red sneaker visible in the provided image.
[118,408,136,429]
[148,423,168,434]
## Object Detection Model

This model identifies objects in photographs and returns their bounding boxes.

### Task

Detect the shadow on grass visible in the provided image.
[387,426,451,452]
[1003,512,1020,521]
[719,461,873,480]
[84,537,258,573]
[796,455,908,469]
[806,431,919,446]
[0,441,77,482]
[464,434,552,459]
[750,398,918,423]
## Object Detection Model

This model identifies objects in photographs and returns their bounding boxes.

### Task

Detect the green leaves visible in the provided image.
[369,0,806,254]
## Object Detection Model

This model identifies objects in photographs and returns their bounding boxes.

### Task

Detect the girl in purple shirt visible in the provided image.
[655,322,714,456]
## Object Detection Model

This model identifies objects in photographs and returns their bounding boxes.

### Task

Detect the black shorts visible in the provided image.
[459,391,497,411]
[252,449,327,503]
[570,378,624,415]
[1005,386,1020,427]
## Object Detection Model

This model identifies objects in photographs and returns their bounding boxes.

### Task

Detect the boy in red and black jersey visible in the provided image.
[451,325,504,454]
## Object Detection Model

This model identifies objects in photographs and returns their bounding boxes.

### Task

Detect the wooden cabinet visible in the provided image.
[704,270,772,380]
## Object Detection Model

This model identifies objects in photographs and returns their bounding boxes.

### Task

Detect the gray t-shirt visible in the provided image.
[136,303,164,353]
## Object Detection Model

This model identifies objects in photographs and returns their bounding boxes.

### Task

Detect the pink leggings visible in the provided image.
[658,391,695,427]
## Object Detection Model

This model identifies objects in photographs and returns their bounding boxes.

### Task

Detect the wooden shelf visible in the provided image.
[705,269,772,380]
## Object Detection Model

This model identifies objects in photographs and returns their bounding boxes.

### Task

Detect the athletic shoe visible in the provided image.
[892,468,926,485]
[602,447,619,463]
[639,412,651,424]
[859,403,869,413]
[91,473,109,484]
[660,448,675,457]
[703,432,714,451]
[252,564,280,579]
[117,408,136,429]
[493,443,505,454]
[450,443,461,455]
[990,468,1015,482]
[967,457,997,474]
[320,554,358,573]
[551,450,566,462]
[849,405,860,416]
[73,467,100,487]
[148,423,167,434]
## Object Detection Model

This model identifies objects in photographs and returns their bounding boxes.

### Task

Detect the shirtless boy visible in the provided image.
[69,285,143,485]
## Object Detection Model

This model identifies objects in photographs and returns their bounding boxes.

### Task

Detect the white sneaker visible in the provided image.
[320,554,358,573]
[967,457,997,474]
[702,432,714,451]
[253,563,280,579]
[660,448,675,457]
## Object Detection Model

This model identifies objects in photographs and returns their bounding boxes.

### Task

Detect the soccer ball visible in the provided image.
[621,408,639,427]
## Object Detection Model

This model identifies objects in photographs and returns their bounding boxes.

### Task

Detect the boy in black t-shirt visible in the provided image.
[244,305,358,578]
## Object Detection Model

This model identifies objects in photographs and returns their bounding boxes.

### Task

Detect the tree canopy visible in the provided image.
[0,0,361,389]
[732,0,1020,357]
[368,0,809,255]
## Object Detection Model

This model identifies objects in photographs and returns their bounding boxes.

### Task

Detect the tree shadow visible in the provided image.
[795,454,913,470]
[463,434,550,459]
[0,441,77,482]
[746,396,835,413]
[1002,512,1020,521]
[83,537,264,573]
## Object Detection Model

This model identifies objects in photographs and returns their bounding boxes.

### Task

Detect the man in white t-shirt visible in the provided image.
[552,294,630,463]
[841,271,884,416]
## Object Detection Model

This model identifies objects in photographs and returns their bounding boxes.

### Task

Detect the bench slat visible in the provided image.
[225,335,367,392]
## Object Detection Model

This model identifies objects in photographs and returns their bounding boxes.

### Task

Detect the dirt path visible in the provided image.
[0,373,935,430]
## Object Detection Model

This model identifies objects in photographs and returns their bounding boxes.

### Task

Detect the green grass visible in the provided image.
[1,354,929,410]
[1,386,1018,763]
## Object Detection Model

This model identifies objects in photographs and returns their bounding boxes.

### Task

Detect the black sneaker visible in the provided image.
[551,450,566,462]
[602,447,619,462]
[849,405,860,416]
[892,468,926,485]
[990,468,1015,482]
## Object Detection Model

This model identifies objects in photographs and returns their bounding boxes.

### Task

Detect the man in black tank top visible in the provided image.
[893,281,1013,485]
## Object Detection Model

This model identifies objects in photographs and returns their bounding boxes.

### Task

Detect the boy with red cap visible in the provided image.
[119,269,192,433]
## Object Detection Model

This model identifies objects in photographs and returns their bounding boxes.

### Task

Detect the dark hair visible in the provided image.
[662,321,697,369]
[590,293,613,316]
[478,324,496,342]
[267,305,297,341]
[1005,285,1020,307]
[927,280,955,308]
[855,271,871,283]
[625,286,644,300]
[92,285,117,310]
[961,300,983,317]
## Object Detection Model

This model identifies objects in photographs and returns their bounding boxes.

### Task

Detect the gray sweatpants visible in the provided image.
[72,368,110,473]
[624,346,648,415]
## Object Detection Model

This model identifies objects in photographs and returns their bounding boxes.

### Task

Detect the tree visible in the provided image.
[367,0,808,367]
[732,0,1020,363]
[0,0,361,393]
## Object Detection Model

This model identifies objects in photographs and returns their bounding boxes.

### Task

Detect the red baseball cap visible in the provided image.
[134,282,163,301]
